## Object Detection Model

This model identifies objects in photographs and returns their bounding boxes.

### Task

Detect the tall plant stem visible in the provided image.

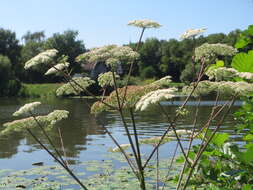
[121,27,146,108]
[26,129,88,190]
[156,146,159,190]
[130,108,146,190]
[176,98,201,189]
[101,125,138,175]
[143,60,206,169]
[30,113,68,168]
[161,142,179,190]
[182,97,236,190]
[158,103,192,166]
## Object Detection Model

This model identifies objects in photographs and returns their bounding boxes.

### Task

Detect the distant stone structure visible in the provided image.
[82,61,123,80]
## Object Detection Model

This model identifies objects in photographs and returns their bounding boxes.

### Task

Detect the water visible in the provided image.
[0,97,241,171]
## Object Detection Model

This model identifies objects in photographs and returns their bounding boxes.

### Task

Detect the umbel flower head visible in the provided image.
[135,88,177,111]
[128,19,161,28]
[180,28,206,39]
[195,43,237,62]
[206,67,253,81]
[13,102,41,116]
[45,62,70,75]
[24,49,58,70]
[2,110,69,136]
[56,77,95,96]
[76,45,139,68]
[98,72,119,88]
[183,80,253,97]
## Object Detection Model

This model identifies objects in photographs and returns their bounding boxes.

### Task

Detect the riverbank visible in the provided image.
[18,83,62,98]
[16,79,184,98]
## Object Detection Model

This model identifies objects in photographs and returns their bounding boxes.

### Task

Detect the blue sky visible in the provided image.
[1,0,252,48]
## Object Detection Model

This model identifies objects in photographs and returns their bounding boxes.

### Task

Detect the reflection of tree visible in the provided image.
[0,133,24,158]
[23,98,106,164]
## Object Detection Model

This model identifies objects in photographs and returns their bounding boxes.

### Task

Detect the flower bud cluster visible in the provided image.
[98,72,119,88]
[24,49,58,70]
[76,45,139,68]
[56,77,95,96]
[195,43,237,62]
[180,28,206,39]
[45,62,70,75]
[135,88,177,111]
[128,19,161,28]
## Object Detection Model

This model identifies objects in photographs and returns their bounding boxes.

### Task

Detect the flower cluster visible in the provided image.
[13,102,41,116]
[76,45,139,68]
[128,19,161,28]
[24,49,58,70]
[135,88,177,111]
[151,75,172,88]
[45,62,70,75]
[98,72,119,88]
[56,77,95,96]
[2,110,69,136]
[195,43,237,62]
[180,28,206,39]
[183,80,253,97]
[206,67,253,81]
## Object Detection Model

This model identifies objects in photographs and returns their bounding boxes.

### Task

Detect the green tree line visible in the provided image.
[0,27,246,96]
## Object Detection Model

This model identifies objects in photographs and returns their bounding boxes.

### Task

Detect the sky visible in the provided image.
[0,0,252,48]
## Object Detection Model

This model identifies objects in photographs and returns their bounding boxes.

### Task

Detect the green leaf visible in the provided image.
[216,60,224,67]
[242,184,252,190]
[244,134,253,141]
[241,146,253,163]
[235,37,251,49]
[231,50,253,73]
[212,133,229,147]
[245,25,253,36]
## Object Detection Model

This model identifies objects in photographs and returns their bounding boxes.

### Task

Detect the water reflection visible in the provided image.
[0,97,241,170]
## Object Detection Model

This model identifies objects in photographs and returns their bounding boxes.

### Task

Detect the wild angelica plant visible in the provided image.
[1,19,249,190]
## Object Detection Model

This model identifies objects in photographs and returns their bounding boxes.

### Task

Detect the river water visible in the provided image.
[0,97,241,172]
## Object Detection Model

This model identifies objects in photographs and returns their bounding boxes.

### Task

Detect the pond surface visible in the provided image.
[0,97,242,189]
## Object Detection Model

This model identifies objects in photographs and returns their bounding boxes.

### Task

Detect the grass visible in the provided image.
[19,83,62,98]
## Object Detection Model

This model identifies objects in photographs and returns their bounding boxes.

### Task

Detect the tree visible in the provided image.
[0,55,21,96]
[44,30,86,73]
[138,38,161,78]
[0,28,21,77]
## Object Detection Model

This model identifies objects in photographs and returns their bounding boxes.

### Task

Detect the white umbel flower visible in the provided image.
[24,49,58,70]
[195,43,237,62]
[180,28,206,39]
[135,88,177,111]
[76,45,139,68]
[238,72,253,80]
[45,62,70,75]
[98,72,119,88]
[13,102,41,116]
[128,19,161,28]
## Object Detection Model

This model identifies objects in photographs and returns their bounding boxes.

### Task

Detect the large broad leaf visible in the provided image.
[235,36,252,49]
[231,50,253,73]
[212,133,229,147]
